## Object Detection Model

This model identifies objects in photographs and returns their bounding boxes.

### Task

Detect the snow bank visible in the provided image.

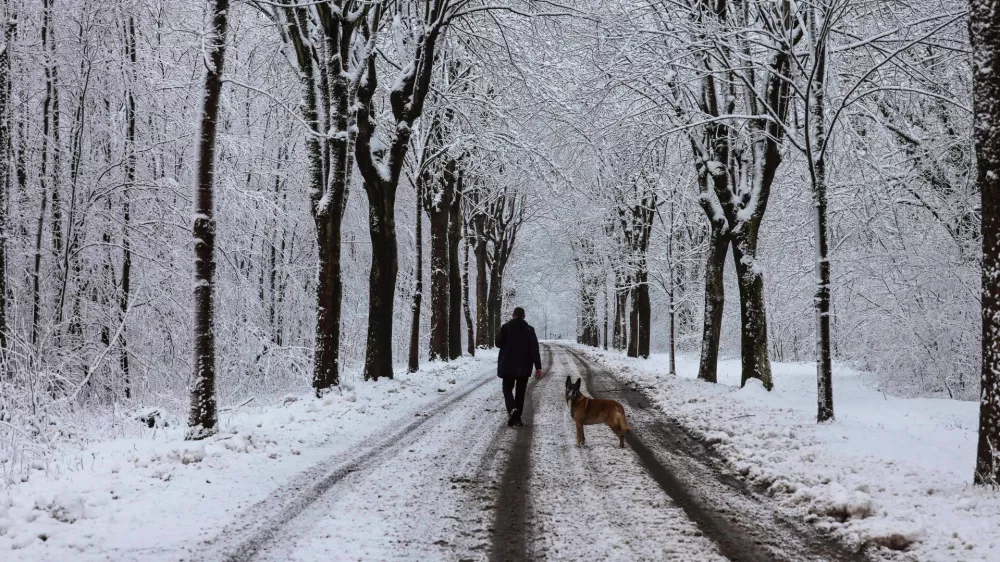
[573,345,1000,560]
[0,354,495,560]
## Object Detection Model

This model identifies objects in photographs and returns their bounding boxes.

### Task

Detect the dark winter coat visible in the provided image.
[496,318,542,378]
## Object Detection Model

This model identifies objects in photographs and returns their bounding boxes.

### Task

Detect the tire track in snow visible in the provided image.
[193,371,497,562]
[487,343,554,562]
[562,344,869,562]
[526,346,723,561]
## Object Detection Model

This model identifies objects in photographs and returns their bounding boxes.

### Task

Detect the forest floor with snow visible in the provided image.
[0,355,496,560]
[572,344,1000,561]
[1,343,994,561]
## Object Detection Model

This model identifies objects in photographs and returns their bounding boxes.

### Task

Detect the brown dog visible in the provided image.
[565,376,630,448]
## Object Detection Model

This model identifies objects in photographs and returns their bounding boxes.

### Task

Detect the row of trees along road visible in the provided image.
[185,0,534,435]
[550,0,1000,486]
[2,0,1000,488]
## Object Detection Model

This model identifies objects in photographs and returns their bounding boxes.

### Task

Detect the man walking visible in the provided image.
[496,307,543,427]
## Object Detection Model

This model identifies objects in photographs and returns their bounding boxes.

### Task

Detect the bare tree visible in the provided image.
[0,13,12,352]
[971,0,1000,486]
[265,0,367,394]
[187,0,230,440]
[485,188,524,344]
[407,161,427,373]
[353,0,451,381]
[804,0,834,422]
[462,220,474,355]
[447,168,463,359]
[424,118,456,362]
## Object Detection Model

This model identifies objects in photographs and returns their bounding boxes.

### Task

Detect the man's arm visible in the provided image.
[496,323,507,350]
[530,328,542,372]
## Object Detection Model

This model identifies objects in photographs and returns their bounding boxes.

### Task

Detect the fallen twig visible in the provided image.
[220,396,256,413]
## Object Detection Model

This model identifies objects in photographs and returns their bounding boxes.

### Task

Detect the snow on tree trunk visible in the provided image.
[808,1,834,423]
[697,224,727,384]
[187,0,229,440]
[462,222,475,356]
[407,172,424,373]
[276,3,358,394]
[426,157,454,361]
[363,195,399,381]
[0,16,11,352]
[731,228,773,390]
[971,0,1000,486]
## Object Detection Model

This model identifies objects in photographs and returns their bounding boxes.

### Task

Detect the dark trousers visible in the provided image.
[502,377,529,414]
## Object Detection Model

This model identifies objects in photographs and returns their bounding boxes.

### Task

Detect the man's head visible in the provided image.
[512,307,525,320]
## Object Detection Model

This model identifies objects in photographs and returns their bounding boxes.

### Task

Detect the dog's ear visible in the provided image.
[565,375,572,388]
[573,378,582,391]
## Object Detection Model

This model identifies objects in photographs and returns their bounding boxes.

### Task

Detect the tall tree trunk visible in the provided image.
[697,225,727,383]
[407,173,423,373]
[363,191,398,381]
[462,224,474,356]
[313,206,343,390]
[971,0,1000,486]
[487,261,500,346]
[487,258,507,347]
[668,277,677,375]
[119,13,136,399]
[427,189,450,361]
[474,235,488,348]
[278,4,353,394]
[351,0,444,383]
[636,266,651,358]
[269,148,285,345]
[45,0,62,269]
[187,0,229,440]
[808,3,833,422]
[613,272,628,350]
[33,0,59,348]
[447,179,462,360]
[603,274,609,350]
[731,225,773,389]
[586,281,599,346]
[0,17,12,352]
[627,290,639,358]
[314,39,352,390]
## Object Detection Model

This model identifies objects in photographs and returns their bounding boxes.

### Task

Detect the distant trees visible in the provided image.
[461,175,526,350]
[971,0,1000,487]
[618,173,656,359]
[572,236,601,347]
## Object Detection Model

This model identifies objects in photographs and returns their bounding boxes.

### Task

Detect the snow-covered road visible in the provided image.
[196,344,863,562]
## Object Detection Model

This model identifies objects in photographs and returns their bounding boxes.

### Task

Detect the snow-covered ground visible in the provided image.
[572,344,1000,561]
[0,354,495,561]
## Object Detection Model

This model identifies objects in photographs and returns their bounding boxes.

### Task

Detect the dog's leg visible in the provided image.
[576,421,584,446]
[609,423,623,448]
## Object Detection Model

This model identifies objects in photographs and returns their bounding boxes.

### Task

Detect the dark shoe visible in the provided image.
[514,416,524,427]
[507,408,520,427]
